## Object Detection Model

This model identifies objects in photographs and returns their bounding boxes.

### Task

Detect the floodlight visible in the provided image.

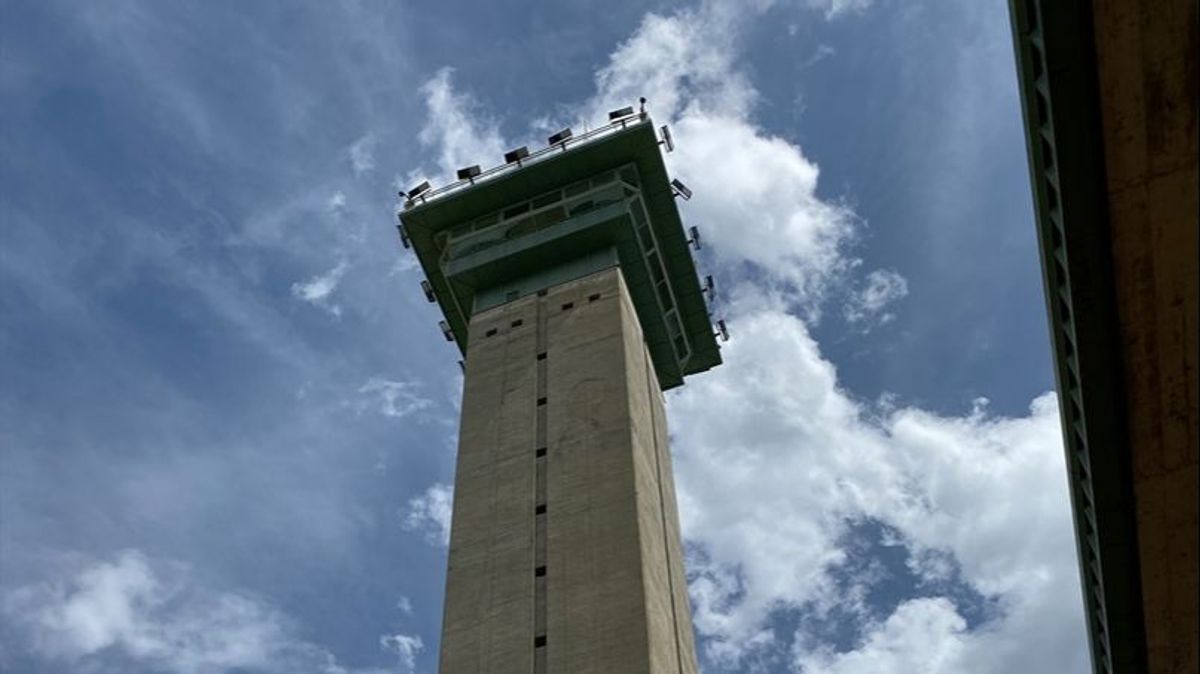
[547,128,573,146]
[456,165,481,181]
[504,146,529,164]
[715,319,730,342]
[408,180,431,199]
[688,226,702,250]
[397,224,411,249]
[659,125,674,152]
[420,279,436,303]
[671,178,692,200]
[703,274,715,296]
[608,106,634,121]
[438,320,454,342]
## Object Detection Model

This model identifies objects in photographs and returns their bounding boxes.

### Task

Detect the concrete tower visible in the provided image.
[399,107,722,673]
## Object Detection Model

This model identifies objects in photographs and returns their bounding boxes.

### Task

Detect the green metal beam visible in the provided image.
[1006,2,1148,673]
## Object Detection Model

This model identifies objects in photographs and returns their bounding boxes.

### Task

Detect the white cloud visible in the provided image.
[673,114,857,312]
[401,483,453,546]
[327,190,347,212]
[379,633,423,673]
[793,597,968,674]
[590,5,754,124]
[806,0,875,20]
[357,377,433,419]
[844,268,909,328]
[395,595,413,615]
[669,309,1086,671]
[291,260,349,317]
[576,5,858,316]
[348,134,376,175]
[2,550,401,674]
[416,68,506,184]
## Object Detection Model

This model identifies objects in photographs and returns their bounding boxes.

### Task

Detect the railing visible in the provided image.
[405,112,649,209]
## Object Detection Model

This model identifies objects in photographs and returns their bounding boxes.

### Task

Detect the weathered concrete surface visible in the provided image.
[1093,1,1198,671]
[439,266,698,673]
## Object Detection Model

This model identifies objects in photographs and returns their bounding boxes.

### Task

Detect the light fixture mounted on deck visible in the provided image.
[659,125,674,152]
[714,319,730,342]
[547,128,573,146]
[504,146,529,164]
[671,178,692,201]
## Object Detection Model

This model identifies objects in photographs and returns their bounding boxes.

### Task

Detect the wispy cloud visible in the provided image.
[290,260,349,317]
[349,135,377,175]
[380,633,423,674]
[356,377,433,419]
[844,269,909,329]
[805,0,876,20]
[415,68,506,184]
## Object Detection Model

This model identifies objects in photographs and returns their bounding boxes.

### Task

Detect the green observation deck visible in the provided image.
[399,113,721,390]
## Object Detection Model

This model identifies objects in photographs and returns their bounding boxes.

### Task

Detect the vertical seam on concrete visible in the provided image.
[533,294,548,674]
[642,339,686,673]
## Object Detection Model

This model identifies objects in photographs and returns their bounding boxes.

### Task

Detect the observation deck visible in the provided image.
[399,112,720,390]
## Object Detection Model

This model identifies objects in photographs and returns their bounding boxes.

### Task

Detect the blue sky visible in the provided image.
[1,1,1089,672]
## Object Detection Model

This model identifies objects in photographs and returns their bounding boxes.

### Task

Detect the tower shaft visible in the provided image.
[440,267,698,673]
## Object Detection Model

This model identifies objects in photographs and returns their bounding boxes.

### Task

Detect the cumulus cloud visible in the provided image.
[402,483,453,546]
[291,259,349,317]
[844,268,909,328]
[576,3,858,315]
[794,597,968,674]
[673,115,857,311]
[2,550,401,674]
[669,309,1085,671]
